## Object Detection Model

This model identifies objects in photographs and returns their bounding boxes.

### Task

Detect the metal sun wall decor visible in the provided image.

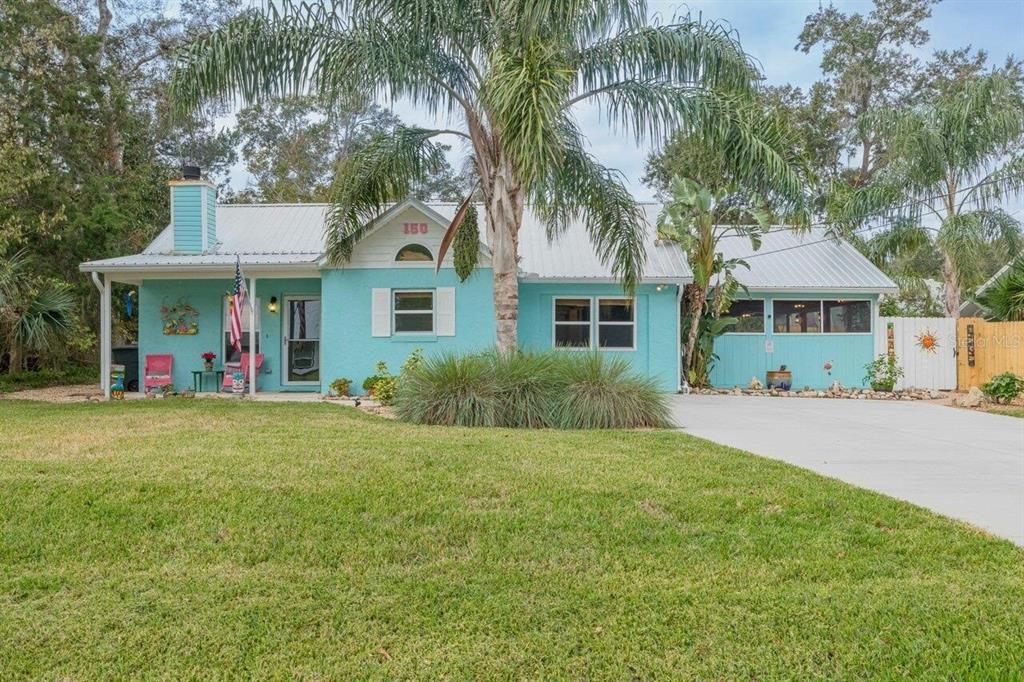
[914,328,940,354]
[161,298,200,335]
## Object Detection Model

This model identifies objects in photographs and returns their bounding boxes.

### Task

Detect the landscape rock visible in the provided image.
[957,387,988,408]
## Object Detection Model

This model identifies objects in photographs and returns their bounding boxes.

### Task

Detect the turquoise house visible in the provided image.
[80,178,689,396]
[80,175,896,397]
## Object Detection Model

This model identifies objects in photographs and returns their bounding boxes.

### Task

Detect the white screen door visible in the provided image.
[283,296,321,385]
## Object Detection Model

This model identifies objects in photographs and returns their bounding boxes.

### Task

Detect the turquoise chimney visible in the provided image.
[170,175,217,254]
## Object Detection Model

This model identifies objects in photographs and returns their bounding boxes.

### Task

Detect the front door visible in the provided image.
[282,295,321,385]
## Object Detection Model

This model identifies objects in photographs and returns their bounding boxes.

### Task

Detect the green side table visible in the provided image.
[192,368,226,392]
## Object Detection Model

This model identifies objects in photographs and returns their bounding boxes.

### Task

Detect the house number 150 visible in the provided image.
[403,222,428,234]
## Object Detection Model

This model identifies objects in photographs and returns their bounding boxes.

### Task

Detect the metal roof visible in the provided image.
[80,202,893,292]
[82,202,692,282]
[714,227,898,292]
[429,203,691,281]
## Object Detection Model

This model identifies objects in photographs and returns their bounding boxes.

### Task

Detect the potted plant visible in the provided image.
[765,364,792,391]
[864,354,904,392]
[329,377,352,397]
[202,351,216,371]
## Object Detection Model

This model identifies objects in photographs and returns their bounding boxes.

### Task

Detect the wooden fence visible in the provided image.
[957,318,1024,389]
[876,317,957,390]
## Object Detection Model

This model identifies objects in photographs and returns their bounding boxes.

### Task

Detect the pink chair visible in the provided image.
[222,352,264,391]
[143,354,173,394]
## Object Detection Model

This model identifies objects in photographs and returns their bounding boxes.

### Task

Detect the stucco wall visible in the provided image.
[710,292,879,390]
[517,282,681,392]
[320,267,496,394]
[138,277,321,392]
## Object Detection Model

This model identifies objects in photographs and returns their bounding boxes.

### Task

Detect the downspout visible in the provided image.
[676,284,684,392]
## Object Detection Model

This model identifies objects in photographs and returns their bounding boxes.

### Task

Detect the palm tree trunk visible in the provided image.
[683,283,705,374]
[484,154,523,354]
[941,252,961,317]
[8,343,22,376]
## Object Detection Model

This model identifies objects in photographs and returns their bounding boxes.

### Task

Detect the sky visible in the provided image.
[225,0,1024,201]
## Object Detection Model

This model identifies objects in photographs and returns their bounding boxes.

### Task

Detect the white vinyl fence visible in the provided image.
[875,316,957,390]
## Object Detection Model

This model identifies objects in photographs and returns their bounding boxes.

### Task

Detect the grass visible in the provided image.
[0,365,98,393]
[1,400,1022,678]
[986,406,1024,419]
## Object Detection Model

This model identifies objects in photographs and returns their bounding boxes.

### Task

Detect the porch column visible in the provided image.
[249,277,256,397]
[91,272,112,399]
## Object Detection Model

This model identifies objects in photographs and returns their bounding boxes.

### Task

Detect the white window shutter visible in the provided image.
[436,287,455,336]
[371,288,391,337]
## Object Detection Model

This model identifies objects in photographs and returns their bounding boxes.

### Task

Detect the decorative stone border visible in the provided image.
[690,386,947,401]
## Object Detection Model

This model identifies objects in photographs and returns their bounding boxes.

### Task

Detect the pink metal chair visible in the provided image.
[143,354,173,394]
[222,352,264,391]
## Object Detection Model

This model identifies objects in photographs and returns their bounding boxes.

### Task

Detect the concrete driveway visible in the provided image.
[670,395,1024,545]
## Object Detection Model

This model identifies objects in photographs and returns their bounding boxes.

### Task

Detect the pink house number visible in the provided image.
[403,222,428,235]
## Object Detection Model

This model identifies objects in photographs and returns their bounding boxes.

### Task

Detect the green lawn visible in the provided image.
[1,400,1022,678]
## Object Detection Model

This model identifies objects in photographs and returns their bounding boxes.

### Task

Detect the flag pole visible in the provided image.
[249,276,256,397]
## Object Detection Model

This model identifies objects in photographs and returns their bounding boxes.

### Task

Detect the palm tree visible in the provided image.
[0,250,76,375]
[838,73,1024,316]
[975,258,1024,321]
[169,0,806,351]
[657,178,770,381]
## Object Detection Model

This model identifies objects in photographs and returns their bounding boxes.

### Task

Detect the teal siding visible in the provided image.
[710,292,878,390]
[320,267,496,394]
[205,185,217,249]
[171,185,204,253]
[138,278,321,392]
[518,282,680,392]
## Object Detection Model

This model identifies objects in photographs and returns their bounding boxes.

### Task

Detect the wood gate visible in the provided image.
[875,317,957,390]
[957,318,1024,389]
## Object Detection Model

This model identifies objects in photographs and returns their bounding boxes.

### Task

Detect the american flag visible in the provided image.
[229,257,248,353]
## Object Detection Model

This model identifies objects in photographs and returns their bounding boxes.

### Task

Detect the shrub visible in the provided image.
[490,350,556,428]
[981,372,1024,404]
[362,374,384,393]
[395,350,671,429]
[549,353,671,429]
[395,353,499,425]
[864,354,904,392]
[329,377,352,396]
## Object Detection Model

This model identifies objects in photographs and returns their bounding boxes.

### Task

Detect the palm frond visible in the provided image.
[863,219,931,266]
[975,257,1024,321]
[11,283,75,353]
[531,128,646,293]
[324,126,452,263]
[573,18,756,97]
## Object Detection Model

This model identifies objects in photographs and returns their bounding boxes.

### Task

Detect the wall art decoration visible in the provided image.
[161,298,200,335]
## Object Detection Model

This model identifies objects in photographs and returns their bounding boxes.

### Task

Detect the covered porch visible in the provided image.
[85,266,323,399]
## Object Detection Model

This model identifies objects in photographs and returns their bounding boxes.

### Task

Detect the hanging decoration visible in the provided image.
[161,298,200,335]
[914,328,940,354]
[124,291,135,318]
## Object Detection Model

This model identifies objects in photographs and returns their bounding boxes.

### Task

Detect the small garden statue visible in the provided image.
[111,375,125,400]
[231,371,245,394]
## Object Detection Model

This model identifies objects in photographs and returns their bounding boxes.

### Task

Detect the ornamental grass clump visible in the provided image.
[549,353,672,429]
[395,353,500,426]
[396,350,670,429]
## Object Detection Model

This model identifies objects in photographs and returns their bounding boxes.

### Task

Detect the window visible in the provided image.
[553,297,636,350]
[393,290,434,333]
[223,297,260,362]
[597,298,635,349]
[724,299,765,333]
[772,299,872,334]
[395,244,433,262]
[554,298,591,347]
[773,300,821,333]
[823,299,871,333]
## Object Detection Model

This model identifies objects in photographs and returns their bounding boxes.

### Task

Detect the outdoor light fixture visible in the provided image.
[655,284,666,292]
[268,296,278,313]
